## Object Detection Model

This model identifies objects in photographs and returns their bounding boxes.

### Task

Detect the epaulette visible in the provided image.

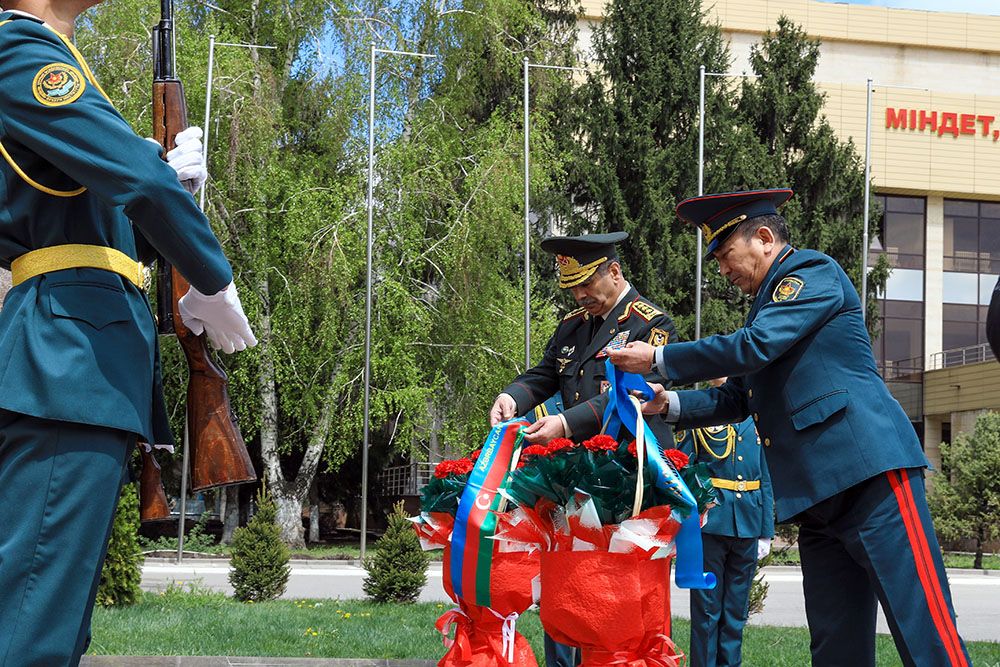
[562,307,587,321]
[618,300,634,323]
[631,300,663,322]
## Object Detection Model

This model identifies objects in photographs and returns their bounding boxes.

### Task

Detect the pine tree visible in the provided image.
[229,486,291,602]
[96,484,144,608]
[928,412,1000,570]
[362,502,428,604]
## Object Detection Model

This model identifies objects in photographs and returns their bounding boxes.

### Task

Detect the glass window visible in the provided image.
[943,321,978,351]
[944,200,978,217]
[872,298,924,375]
[871,195,925,270]
[943,272,978,305]
[981,219,1000,274]
[980,274,999,306]
[884,268,924,301]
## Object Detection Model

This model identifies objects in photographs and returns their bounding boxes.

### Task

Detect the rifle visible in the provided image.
[139,0,256,522]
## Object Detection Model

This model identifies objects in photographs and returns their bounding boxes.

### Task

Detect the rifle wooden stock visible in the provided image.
[148,78,256,499]
[139,446,171,522]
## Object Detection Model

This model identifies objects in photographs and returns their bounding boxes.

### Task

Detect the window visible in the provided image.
[871,195,926,375]
[942,199,1000,351]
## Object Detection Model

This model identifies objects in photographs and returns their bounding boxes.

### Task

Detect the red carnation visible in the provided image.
[583,434,619,452]
[468,449,482,461]
[546,438,575,454]
[664,448,689,470]
[521,444,551,458]
[433,457,474,479]
[433,460,455,479]
[627,439,638,457]
[453,458,475,475]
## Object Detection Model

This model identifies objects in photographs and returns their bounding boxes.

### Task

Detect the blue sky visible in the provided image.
[818,0,1000,14]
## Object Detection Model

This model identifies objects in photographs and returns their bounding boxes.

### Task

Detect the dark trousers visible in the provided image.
[689,534,757,667]
[544,633,579,667]
[0,410,132,666]
[797,467,969,667]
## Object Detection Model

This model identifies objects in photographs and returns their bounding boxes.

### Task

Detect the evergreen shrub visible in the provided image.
[97,484,144,607]
[362,501,428,603]
[229,485,291,602]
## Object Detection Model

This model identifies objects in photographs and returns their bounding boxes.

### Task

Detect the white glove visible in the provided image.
[146,126,208,195]
[178,281,257,354]
[757,537,772,560]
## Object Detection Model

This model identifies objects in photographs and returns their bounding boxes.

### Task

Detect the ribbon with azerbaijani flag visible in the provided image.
[448,418,529,608]
[600,358,716,590]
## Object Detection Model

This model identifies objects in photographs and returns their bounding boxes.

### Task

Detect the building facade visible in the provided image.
[580,0,1000,467]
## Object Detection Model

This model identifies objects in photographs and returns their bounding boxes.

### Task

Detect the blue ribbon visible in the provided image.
[602,359,716,590]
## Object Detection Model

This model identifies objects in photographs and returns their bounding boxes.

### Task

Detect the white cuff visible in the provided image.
[655,345,669,379]
[664,391,681,423]
[558,413,572,437]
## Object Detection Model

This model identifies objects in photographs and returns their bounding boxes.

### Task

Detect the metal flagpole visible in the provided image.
[696,65,705,341]
[362,44,436,562]
[862,77,873,323]
[175,35,276,565]
[522,61,586,368]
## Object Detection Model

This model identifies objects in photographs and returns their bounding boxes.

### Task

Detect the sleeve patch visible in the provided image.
[647,327,669,346]
[33,63,85,107]
[772,276,804,302]
[631,301,662,321]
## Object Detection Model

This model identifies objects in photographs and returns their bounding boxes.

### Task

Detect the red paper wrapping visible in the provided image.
[435,542,540,667]
[539,552,682,667]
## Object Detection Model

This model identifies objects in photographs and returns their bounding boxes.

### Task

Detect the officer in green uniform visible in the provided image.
[611,190,970,666]
[489,232,677,667]
[0,0,255,663]
[674,378,774,667]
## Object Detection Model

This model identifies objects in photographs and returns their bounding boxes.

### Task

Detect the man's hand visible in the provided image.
[608,340,656,374]
[638,382,670,415]
[489,393,517,427]
[522,415,566,443]
[178,281,258,354]
[757,537,772,560]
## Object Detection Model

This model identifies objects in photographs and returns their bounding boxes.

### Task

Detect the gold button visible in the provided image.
[748,389,753,398]
[765,437,771,446]
[736,493,742,499]
[579,370,584,376]
[738,436,743,442]
[574,392,579,401]
[609,328,615,334]
[753,413,759,422]
[737,474,743,480]
[737,455,744,461]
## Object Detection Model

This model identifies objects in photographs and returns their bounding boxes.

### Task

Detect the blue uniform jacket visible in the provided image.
[0,13,233,445]
[656,246,927,522]
[675,416,774,539]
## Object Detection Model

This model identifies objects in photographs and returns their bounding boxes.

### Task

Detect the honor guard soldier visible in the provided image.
[489,232,677,667]
[610,190,970,666]
[0,0,256,663]
[674,378,774,667]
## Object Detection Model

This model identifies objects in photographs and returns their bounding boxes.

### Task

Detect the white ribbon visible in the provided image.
[489,607,520,663]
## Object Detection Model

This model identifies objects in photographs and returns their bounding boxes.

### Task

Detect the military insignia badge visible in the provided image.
[631,301,663,322]
[596,330,630,358]
[33,63,86,107]
[648,327,669,347]
[600,380,611,394]
[557,357,572,373]
[561,345,576,356]
[674,430,687,444]
[772,276,804,302]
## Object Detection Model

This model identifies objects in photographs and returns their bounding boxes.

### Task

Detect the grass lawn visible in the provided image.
[89,590,1000,665]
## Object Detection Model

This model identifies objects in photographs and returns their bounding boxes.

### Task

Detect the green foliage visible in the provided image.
[138,513,222,554]
[362,502,429,603]
[928,412,1000,569]
[97,484,144,608]
[230,486,291,601]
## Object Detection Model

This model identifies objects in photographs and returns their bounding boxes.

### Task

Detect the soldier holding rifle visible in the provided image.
[0,0,255,663]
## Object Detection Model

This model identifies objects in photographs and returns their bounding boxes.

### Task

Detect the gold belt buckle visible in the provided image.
[736,480,747,492]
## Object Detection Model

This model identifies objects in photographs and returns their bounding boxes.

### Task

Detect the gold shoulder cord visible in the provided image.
[694,424,736,460]
[0,21,112,197]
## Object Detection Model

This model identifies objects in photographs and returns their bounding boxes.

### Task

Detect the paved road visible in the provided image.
[142,559,1000,643]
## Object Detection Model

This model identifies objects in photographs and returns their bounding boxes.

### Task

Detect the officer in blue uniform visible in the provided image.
[490,233,677,667]
[0,1,256,664]
[610,189,970,667]
[674,379,774,667]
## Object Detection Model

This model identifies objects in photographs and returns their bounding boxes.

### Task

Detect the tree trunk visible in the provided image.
[220,486,240,544]
[308,478,320,543]
[274,485,306,549]
[974,526,985,570]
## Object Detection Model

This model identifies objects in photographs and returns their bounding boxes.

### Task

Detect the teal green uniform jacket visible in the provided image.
[657,247,928,522]
[0,12,233,445]
[675,416,774,539]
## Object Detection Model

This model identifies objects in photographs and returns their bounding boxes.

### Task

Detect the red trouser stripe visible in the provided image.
[886,470,968,667]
